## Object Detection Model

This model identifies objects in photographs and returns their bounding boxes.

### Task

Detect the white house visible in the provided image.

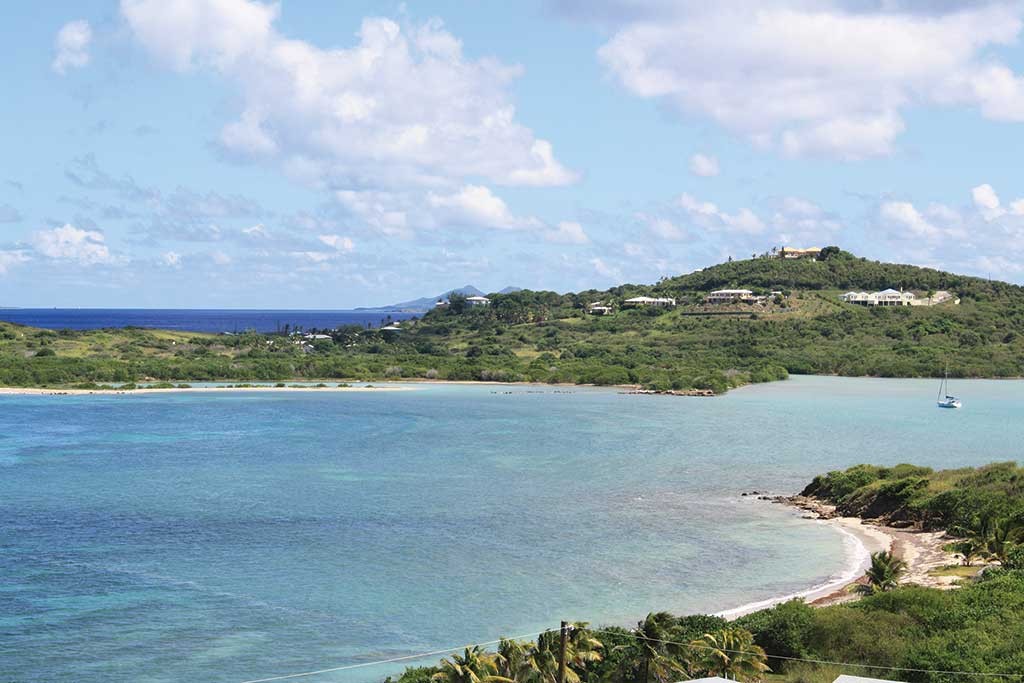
[587,301,613,315]
[781,246,822,259]
[624,296,676,308]
[466,295,491,307]
[840,289,915,306]
[706,289,755,304]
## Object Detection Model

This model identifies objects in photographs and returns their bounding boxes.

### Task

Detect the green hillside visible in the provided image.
[2,249,1023,391]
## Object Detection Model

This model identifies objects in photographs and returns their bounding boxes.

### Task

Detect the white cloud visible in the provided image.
[52,20,92,75]
[771,196,842,245]
[688,153,719,177]
[319,234,355,252]
[589,2,1024,159]
[121,1,576,189]
[427,185,542,230]
[879,201,941,239]
[638,212,685,240]
[162,251,182,267]
[32,224,113,264]
[544,221,590,244]
[972,183,1002,213]
[678,193,765,234]
[590,256,622,280]
[0,250,30,275]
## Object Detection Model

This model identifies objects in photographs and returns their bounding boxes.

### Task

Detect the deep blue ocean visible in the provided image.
[0,309,418,333]
[2,377,1021,682]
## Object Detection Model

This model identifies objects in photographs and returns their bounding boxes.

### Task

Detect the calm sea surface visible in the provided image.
[2,376,1021,682]
[0,309,417,333]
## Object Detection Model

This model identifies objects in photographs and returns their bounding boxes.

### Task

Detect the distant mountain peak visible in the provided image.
[358,285,521,312]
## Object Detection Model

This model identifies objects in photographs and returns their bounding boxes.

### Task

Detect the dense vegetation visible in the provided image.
[387,572,1024,683]
[386,462,1024,683]
[802,462,1024,566]
[3,249,1024,390]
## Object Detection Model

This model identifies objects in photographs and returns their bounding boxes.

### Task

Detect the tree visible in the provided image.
[634,612,686,683]
[432,647,513,683]
[688,628,770,682]
[495,639,535,682]
[862,551,907,593]
[449,293,468,314]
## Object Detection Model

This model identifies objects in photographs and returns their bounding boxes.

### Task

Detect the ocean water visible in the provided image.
[0,309,417,333]
[1,376,1021,683]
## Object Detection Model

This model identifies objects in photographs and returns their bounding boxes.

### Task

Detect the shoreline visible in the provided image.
[0,384,412,396]
[718,495,965,618]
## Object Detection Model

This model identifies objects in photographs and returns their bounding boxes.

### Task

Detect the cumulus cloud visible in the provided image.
[679,193,765,234]
[427,185,542,230]
[688,153,719,177]
[590,256,622,280]
[770,197,842,245]
[319,234,355,252]
[544,221,590,244]
[0,250,30,275]
[583,2,1024,159]
[872,184,1024,280]
[32,224,113,264]
[879,201,942,239]
[120,1,576,189]
[52,20,92,75]
[971,183,1024,220]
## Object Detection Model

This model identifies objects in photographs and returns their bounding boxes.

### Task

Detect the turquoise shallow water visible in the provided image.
[1,376,1021,682]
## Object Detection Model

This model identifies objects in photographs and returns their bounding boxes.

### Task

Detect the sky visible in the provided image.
[3,1,1024,309]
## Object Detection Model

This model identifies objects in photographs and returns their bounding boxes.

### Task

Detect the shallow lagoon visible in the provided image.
[1,376,1020,682]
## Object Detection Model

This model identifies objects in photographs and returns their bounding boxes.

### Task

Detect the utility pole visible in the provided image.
[558,621,569,683]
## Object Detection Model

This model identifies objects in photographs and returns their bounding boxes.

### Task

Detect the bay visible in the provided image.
[1,376,1020,682]
[0,309,418,333]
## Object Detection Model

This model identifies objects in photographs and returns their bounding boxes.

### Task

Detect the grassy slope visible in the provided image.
[2,251,1024,389]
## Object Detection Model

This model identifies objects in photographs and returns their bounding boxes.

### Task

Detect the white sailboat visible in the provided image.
[937,367,962,409]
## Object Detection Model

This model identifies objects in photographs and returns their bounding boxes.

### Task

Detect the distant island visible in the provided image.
[1,247,1022,391]
[356,284,523,313]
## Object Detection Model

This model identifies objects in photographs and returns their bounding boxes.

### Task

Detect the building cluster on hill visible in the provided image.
[839,289,959,307]
[706,289,783,304]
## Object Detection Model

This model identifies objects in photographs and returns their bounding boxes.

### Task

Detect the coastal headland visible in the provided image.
[3,248,1023,393]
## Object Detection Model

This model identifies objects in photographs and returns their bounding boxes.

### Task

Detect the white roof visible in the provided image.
[833,676,906,683]
[877,288,902,295]
[710,289,753,295]
[466,295,490,301]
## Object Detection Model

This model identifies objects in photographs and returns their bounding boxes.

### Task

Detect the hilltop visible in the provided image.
[2,249,1023,391]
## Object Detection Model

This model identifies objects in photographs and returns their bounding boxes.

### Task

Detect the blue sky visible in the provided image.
[3,1,1024,308]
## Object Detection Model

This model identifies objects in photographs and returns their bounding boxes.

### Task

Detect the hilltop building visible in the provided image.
[780,246,822,259]
[623,296,676,308]
[840,289,958,307]
[706,289,755,304]
[587,301,613,315]
[465,296,491,307]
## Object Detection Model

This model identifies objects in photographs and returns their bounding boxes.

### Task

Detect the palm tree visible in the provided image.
[495,639,536,682]
[861,550,907,593]
[688,628,770,682]
[432,646,513,683]
[565,622,603,670]
[634,612,686,683]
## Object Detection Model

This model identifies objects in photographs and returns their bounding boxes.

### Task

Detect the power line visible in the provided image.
[587,627,1024,680]
[238,629,555,683]
[241,621,1024,683]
